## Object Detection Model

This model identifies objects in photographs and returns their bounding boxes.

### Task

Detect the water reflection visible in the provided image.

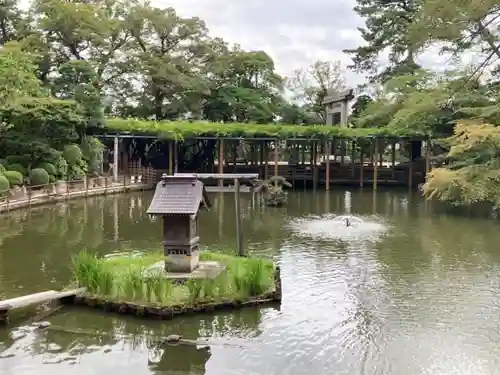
[0,306,266,374]
[1,189,500,374]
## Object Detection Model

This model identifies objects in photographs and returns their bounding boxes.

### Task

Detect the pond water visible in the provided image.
[1,189,500,375]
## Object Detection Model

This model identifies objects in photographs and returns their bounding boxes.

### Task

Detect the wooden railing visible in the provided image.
[0,175,152,212]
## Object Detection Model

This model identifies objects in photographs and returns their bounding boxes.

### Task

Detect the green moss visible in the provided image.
[72,250,275,306]
[103,118,427,140]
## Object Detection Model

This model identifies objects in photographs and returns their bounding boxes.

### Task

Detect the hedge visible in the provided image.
[30,168,50,185]
[3,171,23,186]
[0,175,9,193]
[7,163,25,175]
[101,118,428,140]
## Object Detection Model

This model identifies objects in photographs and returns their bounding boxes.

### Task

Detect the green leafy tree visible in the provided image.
[423,121,500,209]
[203,47,284,123]
[287,60,345,122]
[350,94,373,125]
[344,0,422,82]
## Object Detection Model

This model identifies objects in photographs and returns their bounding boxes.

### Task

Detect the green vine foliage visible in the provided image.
[103,118,428,141]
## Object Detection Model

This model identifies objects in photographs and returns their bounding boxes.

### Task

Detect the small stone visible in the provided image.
[35,321,51,330]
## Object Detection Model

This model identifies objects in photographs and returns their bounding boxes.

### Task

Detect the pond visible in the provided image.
[1,189,500,375]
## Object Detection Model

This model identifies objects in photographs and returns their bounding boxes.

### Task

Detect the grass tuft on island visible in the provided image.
[71,250,276,307]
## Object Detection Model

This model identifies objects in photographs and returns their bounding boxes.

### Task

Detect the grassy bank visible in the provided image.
[72,250,275,306]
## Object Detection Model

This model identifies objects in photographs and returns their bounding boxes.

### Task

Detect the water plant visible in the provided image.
[72,250,103,293]
[71,249,275,306]
[202,279,216,299]
[186,279,203,303]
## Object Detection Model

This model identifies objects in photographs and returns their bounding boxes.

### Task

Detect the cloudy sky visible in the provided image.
[156,0,455,88]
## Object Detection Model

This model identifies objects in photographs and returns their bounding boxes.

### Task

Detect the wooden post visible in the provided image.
[218,192,224,239]
[340,140,345,164]
[325,141,330,190]
[425,139,431,177]
[168,141,173,175]
[259,141,264,177]
[312,141,317,189]
[379,140,383,166]
[360,146,364,187]
[332,139,337,162]
[274,139,279,178]
[391,141,396,179]
[264,141,268,180]
[234,178,244,256]
[218,139,224,187]
[373,139,378,191]
[351,140,356,178]
[113,136,119,182]
[232,142,237,173]
[408,142,413,188]
[174,140,178,173]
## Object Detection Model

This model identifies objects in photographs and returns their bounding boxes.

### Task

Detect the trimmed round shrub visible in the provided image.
[30,168,50,186]
[0,175,9,193]
[40,162,57,176]
[0,163,5,173]
[63,144,83,166]
[8,163,26,175]
[0,159,6,168]
[3,171,23,186]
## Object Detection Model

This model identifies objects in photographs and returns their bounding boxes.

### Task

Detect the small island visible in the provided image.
[66,174,281,319]
[70,250,281,318]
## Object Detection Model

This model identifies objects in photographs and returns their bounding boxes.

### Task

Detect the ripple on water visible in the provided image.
[286,214,388,243]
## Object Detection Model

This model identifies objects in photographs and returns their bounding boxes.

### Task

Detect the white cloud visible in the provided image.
[154,0,367,86]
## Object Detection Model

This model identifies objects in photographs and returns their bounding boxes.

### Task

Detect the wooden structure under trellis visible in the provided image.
[98,134,432,190]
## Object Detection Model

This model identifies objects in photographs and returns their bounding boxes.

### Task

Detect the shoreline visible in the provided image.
[0,176,154,213]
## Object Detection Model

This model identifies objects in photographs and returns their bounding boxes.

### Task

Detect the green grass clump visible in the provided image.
[71,249,276,306]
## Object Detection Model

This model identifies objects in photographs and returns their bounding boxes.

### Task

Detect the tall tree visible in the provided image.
[287,60,345,122]
[123,5,212,120]
[411,0,500,75]
[203,46,283,123]
[344,0,422,82]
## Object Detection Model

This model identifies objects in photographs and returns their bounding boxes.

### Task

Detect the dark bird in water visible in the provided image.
[162,334,182,344]
[345,218,351,227]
